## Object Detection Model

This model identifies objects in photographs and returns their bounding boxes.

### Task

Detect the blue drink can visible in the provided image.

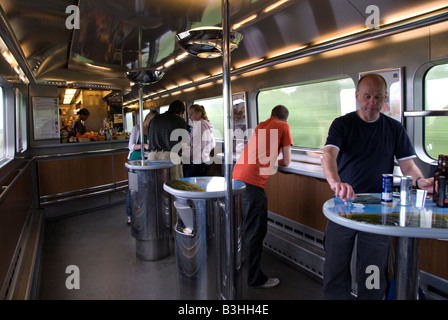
[381,174,394,204]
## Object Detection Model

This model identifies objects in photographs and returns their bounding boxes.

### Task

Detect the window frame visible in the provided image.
[0,85,15,168]
[408,59,448,164]
[15,88,27,153]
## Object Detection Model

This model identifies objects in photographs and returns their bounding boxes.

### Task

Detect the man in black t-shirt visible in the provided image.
[321,73,433,300]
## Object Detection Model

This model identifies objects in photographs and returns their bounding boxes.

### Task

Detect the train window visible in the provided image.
[124,111,134,133]
[159,105,169,114]
[15,89,27,153]
[424,64,448,159]
[193,97,224,140]
[257,77,356,149]
[125,105,169,133]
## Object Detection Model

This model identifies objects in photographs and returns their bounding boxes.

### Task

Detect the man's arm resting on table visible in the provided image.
[397,158,434,193]
[322,146,355,201]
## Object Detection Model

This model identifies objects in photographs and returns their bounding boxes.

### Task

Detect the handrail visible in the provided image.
[404,110,448,117]
[32,147,129,161]
[0,160,32,206]
[34,147,129,206]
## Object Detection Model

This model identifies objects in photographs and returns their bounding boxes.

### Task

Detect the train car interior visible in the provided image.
[0,0,448,301]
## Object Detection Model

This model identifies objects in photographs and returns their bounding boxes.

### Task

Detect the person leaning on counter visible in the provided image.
[233,105,293,289]
[321,73,433,300]
[147,99,189,180]
[72,108,90,135]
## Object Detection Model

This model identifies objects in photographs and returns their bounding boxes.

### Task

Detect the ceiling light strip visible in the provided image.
[138,6,448,103]
[233,14,257,30]
[263,0,289,13]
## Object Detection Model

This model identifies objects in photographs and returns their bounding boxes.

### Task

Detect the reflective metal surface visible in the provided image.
[1,0,446,93]
[175,26,242,58]
[323,193,448,300]
[173,197,242,300]
[164,177,245,300]
[126,160,174,261]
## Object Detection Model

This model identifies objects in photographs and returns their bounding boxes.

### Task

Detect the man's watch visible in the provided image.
[416,177,423,189]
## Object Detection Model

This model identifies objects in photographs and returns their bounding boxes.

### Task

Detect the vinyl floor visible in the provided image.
[38,203,323,300]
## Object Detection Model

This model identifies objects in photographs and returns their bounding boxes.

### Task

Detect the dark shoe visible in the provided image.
[254,278,280,289]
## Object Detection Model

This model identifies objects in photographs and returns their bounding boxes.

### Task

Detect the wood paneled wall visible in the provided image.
[38,151,128,197]
[0,163,33,286]
[419,239,448,281]
[264,171,333,233]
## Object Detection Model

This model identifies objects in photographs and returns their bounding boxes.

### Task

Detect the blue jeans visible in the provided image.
[323,220,391,299]
[240,183,269,287]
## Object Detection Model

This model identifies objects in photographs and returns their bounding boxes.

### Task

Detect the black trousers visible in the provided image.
[323,220,391,299]
[240,183,269,287]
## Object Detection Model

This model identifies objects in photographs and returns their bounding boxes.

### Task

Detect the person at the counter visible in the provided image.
[233,105,293,289]
[321,73,433,300]
[72,108,90,136]
[147,99,189,180]
[183,104,216,177]
[128,110,159,160]
[126,109,159,224]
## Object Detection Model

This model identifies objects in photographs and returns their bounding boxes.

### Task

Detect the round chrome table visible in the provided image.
[323,193,448,300]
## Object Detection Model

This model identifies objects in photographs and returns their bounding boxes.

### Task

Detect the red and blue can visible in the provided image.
[381,174,394,204]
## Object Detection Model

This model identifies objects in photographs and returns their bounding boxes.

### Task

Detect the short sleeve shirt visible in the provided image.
[233,117,293,189]
[325,111,416,193]
[147,111,189,151]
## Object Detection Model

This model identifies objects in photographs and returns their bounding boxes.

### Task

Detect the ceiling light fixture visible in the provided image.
[263,0,290,13]
[125,68,165,86]
[233,14,257,30]
[63,88,77,104]
[176,26,243,59]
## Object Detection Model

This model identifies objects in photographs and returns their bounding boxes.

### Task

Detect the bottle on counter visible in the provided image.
[437,169,448,208]
[434,155,447,203]
[434,155,448,207]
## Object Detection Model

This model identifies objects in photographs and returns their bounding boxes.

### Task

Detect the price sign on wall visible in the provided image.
[32,97,60,140]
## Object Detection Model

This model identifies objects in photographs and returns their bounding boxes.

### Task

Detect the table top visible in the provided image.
[125,159,175,170]
[163,176,246,199]
[323,193,448,239]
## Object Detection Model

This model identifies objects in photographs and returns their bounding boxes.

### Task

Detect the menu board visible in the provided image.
[32,97,60,140]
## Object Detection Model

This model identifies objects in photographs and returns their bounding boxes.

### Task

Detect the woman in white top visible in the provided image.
[183,104,215,177]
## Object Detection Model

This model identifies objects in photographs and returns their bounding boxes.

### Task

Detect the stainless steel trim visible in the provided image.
[0,160,32,205]
[221,0,240,301]
[32,148,129,160]
[142,7,448,100]
[0,6,36,84]
[404,110,448,117]
[39,183,117,200]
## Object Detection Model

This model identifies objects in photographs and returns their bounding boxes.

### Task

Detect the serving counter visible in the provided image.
[34,141,129,217]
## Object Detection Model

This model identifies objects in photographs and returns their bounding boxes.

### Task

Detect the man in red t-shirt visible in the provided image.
[233,105,293,288]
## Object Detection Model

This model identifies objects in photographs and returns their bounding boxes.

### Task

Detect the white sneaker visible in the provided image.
[255,278,280,289]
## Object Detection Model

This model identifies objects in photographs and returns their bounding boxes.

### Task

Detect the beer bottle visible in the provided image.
[433,155,447,202]
[437,167,448,208]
